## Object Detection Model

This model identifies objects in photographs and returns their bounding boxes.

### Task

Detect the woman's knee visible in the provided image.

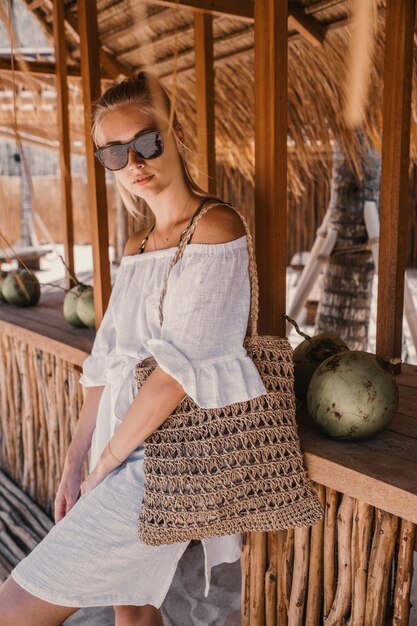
[113,603,163,626]
[0,575,79,626]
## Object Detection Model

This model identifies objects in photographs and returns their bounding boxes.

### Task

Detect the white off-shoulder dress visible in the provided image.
[10,234,268,608]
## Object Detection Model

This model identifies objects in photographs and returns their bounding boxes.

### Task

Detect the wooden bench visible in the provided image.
[0,246,54,271]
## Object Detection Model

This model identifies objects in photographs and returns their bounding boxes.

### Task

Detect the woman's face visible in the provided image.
[98,104,183,201]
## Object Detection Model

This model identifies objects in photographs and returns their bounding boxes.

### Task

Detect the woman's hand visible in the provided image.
[79,444,122,497]
[54,464,83,524]
[80,461,112,497]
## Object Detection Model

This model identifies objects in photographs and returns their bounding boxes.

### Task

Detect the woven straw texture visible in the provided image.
[134,199,325,545]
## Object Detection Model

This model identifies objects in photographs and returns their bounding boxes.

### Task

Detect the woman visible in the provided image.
[0,71,268,626]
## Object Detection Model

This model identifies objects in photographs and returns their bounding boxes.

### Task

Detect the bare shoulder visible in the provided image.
[191,203,245,244]
[123,227,151,257]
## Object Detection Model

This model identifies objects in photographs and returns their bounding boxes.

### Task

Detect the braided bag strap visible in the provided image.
[157,201,260,337]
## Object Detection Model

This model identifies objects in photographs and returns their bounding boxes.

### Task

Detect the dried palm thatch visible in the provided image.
[0,0,412,201]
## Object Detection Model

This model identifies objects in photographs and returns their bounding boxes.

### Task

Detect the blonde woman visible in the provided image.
[0,71,267,626]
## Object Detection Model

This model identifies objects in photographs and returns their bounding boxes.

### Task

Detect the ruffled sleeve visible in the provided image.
[79,283,117,388]
[146,237,268,408]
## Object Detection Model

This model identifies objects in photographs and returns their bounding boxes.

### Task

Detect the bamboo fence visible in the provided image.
[0,330,87,517]
[0,330,415,623]
[241,483,416,626]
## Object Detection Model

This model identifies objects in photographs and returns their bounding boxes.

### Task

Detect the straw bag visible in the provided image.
[134,200,324,545]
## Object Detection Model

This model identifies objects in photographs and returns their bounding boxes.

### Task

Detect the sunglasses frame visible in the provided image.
[94,128,165,171]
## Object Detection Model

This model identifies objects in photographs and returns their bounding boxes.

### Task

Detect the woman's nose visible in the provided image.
[127,148,145,169]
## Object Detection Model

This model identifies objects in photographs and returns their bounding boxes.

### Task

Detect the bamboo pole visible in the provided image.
[324,494,354,626]
[305,482,326,625]
[276,528,294,626]
[349,499,373,626]
[392,519,415,626]
[265,532,278,626]
[249,531,267,625]
[323,487,339,617]
[288,525,310,625]
[365,509,399,626]
[241,531,251,626]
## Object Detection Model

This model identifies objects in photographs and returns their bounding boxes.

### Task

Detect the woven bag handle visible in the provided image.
[158,200,259,337]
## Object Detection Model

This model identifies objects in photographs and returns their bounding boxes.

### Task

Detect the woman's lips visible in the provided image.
[133,175,153,185]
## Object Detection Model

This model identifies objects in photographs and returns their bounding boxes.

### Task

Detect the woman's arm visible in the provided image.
[109,366,186,463]
[80,367,185,493]
[64,385,105,471]
[55,386,105,520]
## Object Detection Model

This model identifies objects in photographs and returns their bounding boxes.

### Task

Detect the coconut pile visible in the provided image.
[288,316,400,440]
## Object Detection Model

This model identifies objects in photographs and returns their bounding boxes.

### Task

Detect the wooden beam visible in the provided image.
[77,0,111,325]
[254,0,287,337]
[0,126,84,153]
[142,0,254,21]
[118,19,193,61]
[376,0,415,367]
[305,0,345,13]
[288,1,326,47]
[101,8,168,47]
[0,126,58,148]
[156,8,359,80]
[194,13,216,194]
[53,0,75,292]
[0,56,82,78]
[63,6,130,79]
[23,0,129,79]
[143,0,324,46]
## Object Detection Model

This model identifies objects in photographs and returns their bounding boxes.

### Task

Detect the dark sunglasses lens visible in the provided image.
[99,145,128,171]
[133,131,163,159]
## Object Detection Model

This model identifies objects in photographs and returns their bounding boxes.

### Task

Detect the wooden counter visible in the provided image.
[297,362,417,524]
[1,294,417,528]
[0,287,94,368]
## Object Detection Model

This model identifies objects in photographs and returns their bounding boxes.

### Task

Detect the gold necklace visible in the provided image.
[152,196,192,251]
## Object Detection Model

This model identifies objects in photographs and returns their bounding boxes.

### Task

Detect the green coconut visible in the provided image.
[63,284,89,327]
[293,331,350,403]
[2,269,41,307]
[306,350,399,440]
[76,286,95,329]
[0,270,8,302]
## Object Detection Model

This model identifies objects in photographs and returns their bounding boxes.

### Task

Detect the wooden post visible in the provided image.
[247,1,288,623]
[52,0,75,291]
[376,0,415,367]
[254,0,287,337]
[77,0,111,323]
[194,12,216,194]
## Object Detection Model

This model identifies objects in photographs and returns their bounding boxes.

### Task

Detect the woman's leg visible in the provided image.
[0,576,80,626]
[114,604,164,626]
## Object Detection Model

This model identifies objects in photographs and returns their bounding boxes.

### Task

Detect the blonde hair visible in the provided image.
[91,71,222,219]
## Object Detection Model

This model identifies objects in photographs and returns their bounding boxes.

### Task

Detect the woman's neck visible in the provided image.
[144,190,207,251]
[148,189,202,232]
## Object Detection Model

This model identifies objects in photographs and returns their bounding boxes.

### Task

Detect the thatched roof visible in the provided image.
[0,0,409,196]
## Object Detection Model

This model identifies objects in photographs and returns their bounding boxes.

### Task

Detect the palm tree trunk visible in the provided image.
[314,133,380,350]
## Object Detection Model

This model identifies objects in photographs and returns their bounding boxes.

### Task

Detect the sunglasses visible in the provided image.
[94,128,165,171]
